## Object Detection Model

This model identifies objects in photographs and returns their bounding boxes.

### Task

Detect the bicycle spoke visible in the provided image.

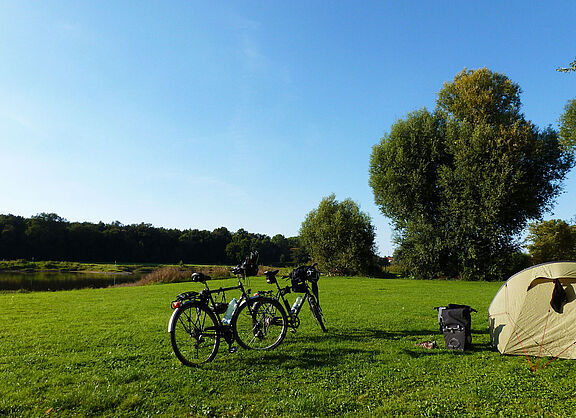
[170,303,220,366]
[233,298,287,350]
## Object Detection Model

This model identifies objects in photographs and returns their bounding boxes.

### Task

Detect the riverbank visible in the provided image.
[0,260,156,274]
[0,261,237,291]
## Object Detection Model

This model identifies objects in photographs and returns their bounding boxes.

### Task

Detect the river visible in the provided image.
[0,271,143,291]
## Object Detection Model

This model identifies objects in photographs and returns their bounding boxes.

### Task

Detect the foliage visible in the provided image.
[437,67,522,125]
[5,279,576,416]
[224,229,299,264]
[370,68,575,281]
[0,213,303,266]
[300,194,377,275]
[526,219,576,264]
[560,99,576,150]
[557,57,576,73]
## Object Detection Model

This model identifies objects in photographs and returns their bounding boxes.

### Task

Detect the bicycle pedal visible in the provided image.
[228,346,238,353]
[290,328,297,334]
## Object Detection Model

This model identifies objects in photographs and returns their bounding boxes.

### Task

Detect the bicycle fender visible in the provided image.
[168,301,195,333]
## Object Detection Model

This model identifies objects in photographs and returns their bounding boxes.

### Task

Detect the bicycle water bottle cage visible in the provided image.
[211,303,229,314]
[191,272,210,282]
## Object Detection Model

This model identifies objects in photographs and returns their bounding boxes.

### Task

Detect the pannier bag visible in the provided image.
[241,251,259,277]
[434,304,477,351]
[289,265,309,292]
[289,264,320,301]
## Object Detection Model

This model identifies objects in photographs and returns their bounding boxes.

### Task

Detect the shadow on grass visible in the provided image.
[242,346,369,369]
[218,324,498,370]
[402,341,496,358]
[275,327,497,360]
[225,330,497,370]
[299,328,440,344]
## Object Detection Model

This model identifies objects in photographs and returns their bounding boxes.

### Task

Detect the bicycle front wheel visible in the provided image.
[170,303,220,366]
[233,297,288,350]
[307,293,327,332]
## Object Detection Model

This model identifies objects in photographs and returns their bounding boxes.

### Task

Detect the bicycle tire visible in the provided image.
[170,302,220,366]
[232,297,288,350]
[307,293,327,332]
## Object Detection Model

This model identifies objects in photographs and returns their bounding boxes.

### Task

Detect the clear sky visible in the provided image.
[1,1,575,256]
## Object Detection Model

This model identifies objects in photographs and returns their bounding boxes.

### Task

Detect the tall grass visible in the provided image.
[132,265,295,286]
[2,277,576,416]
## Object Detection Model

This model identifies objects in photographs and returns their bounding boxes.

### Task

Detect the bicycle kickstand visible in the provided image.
[223,326,237,353]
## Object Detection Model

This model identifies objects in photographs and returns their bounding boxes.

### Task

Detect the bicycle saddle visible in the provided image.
[191,272,210,282]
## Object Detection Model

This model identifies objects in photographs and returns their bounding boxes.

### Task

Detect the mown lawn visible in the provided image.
[2,277,576,417]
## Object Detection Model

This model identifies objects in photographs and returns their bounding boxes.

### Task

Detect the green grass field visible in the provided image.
[2,277,576,417]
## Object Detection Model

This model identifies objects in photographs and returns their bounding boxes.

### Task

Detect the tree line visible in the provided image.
[0,213,307,266]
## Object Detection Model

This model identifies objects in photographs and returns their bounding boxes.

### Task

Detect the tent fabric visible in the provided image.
[488,261,576,360]
[550,278,568,313]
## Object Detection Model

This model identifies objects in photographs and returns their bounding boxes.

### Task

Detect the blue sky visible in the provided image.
[1,1,575,256]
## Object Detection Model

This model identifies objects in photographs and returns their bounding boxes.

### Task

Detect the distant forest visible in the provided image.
[0,213,307,265]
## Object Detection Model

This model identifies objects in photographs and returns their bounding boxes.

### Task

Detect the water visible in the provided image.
[0,271,142,291]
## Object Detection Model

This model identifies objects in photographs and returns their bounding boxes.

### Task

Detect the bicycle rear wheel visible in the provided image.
[233,297,287,350]
[170,303,220,366]
[307,293,327,332]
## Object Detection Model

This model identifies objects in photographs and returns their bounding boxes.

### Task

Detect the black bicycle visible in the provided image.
[262,264,327,333]
[168,253,288,366]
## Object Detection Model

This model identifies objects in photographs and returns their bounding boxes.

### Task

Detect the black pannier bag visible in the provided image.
[241,251,259,277]
[435,304,477,351]
[289,265,320,299]
[289,266,309,293]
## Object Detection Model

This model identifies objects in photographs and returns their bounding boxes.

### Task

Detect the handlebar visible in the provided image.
[231,266,244,275]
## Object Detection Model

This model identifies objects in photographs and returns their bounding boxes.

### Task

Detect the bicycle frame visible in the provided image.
[169,271,255,352]
[263,271,311,331]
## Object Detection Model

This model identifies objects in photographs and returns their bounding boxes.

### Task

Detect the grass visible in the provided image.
[2,276,576,416]
[129,265,295,287]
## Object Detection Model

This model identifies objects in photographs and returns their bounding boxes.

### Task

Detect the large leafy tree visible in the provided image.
[299,194,376,275]
[370,68,575,280]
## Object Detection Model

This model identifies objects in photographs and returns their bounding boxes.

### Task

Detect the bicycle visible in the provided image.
[168,254,288,366]
[262,264,327,333]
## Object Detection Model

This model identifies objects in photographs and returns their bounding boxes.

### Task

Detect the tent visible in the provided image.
[488,261,576,368]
